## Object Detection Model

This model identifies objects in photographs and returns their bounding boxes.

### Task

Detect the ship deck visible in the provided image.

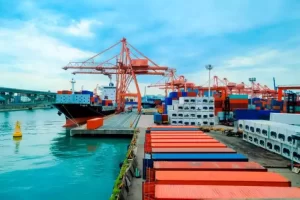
[70,111,140,137]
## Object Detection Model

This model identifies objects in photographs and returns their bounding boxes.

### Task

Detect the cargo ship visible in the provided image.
[52,79,117,127]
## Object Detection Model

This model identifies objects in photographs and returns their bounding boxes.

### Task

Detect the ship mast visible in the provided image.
[70,78,76,94]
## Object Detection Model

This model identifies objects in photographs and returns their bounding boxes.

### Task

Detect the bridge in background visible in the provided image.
[0,87,57,111]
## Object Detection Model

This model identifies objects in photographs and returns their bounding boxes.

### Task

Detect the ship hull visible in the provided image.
[53,103,115,127]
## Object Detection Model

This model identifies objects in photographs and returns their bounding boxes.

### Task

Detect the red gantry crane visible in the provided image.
[62,38,168,113]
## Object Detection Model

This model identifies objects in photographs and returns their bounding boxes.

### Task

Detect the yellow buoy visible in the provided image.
[13,121,22,137]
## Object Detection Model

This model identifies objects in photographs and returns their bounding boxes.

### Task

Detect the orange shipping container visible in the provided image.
[155,171,291,187]
[149,125,199,129]
[57,91,63,94]
[86,118,103,130]
[150,133,207,137]
[147,139,219,143]
[229,99,248,103]
[148,135,213,139]
[150,131,204,134]
[142,183,300,199]
[146,161,266,181]
[148,143,226,148]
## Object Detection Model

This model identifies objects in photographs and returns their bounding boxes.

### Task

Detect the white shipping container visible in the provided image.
[266,139,282,155]
[195,97,202,104]
[189,104,196,111]
[242,131,248,141]
[189,97,196,104]
[183,112,190,118]
[209,118,215,126]
[172,100,179,105]
[167,105,173,111]
[190,119,197,126]
[177,119,184,125]
[183,104,190,111]
[189,112,196,118]
[202,97,209,104]
[247,133,255,144]
[196,112,202,119]
[178,104,184,111]
[170,119,178,125]
[177,112,184,118]
[202,112,209,120]
[238,120,244,131]
[270,113,300,126]
[168,111,178,118]
[179,97,190,104]
[202,105,209,112]
[202,119,209,126]
[196,119,202,126]
[196,105,202,111]
[208,97,214,105]
[281,144,292,159]
[257,135,267,149]
[208,112,214,118]
[183,118,190,126]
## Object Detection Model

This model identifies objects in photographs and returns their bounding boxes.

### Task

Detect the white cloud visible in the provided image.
[223,49,280,68]
[61,19,102,37]
[185,47,300,88]
[0,23,108,91]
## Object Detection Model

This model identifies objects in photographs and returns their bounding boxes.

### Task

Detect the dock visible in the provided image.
[70,111,140,137]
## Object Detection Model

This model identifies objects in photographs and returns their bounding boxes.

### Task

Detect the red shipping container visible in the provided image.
[177,92,182,97]
[143,183,300,199]
[87,118,103,130]
[187,92,197,97]
[155,171,291,187]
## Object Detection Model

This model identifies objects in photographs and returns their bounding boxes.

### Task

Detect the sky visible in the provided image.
[0,0,300,95]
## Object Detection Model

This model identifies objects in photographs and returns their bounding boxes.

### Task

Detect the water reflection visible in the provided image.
[13,137,22,154]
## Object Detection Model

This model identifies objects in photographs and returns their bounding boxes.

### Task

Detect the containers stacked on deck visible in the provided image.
[168,97,215,126]
[239,119,300,163]
[229,94,248,110]
[142,126,300,199]
[234,109,280,121]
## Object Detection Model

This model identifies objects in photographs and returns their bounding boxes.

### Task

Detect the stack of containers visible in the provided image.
[168,97,215,126]
[214,97,223,115]
[142,125,300,199]
[239,119,300,163]
[229,94,248,110]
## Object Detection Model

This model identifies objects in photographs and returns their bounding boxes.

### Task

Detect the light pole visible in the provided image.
[205,65,213,98]
[249,77,256,107]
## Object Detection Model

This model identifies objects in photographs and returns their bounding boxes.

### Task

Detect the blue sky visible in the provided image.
[0,0,300,94]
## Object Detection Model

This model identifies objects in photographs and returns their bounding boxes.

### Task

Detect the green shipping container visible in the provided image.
[296,106,300,112]
[229,94,249,100]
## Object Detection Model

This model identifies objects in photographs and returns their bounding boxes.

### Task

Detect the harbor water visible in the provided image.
[0,109,130,200]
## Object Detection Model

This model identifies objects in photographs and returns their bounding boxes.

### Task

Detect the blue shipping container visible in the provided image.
[150,153,248,161]
[154,113,162,123]
[169,92,178,98]
[229,94,248,99]
[165,97,173,105]
[182,92,188,97]
[234,109,281,121]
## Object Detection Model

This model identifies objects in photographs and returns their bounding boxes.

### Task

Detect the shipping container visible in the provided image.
[147,138,219,143]
[149,147,236,153]
[148,143,227,148]
[270,113,300,125]
[154,113,162,124]
[154,170,290,186]
[229,94,248,99]
[142,183,300,199]
[150,153,247,161]
[148,135,212,139]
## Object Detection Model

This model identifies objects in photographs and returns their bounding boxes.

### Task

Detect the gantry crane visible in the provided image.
[62,38,168,113]
[148,69,196,96]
